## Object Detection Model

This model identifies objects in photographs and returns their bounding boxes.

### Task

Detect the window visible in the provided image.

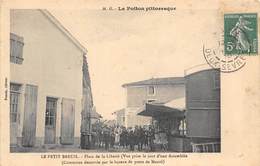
[213,71,220,89]
[10,83,21,123]
[10,33,24,64]
[45,97,57,126]
[148,86,155,95]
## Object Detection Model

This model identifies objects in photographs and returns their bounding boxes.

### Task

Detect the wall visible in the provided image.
[10,9,84,146]
[126,84,185,107]
[125,107,151,128]
[185,69,220,138]
[115,109,125,126]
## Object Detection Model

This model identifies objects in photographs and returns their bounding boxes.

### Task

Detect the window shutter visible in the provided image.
[10,33,24,64]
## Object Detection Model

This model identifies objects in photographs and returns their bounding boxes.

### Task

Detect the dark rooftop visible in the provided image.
[122,77,185,87]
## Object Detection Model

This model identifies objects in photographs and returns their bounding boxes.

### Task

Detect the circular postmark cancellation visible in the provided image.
[203,30,246,73]
[203,43,246,73]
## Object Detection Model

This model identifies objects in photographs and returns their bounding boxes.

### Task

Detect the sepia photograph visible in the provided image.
[1,0,260,166]
[9,9,221,153]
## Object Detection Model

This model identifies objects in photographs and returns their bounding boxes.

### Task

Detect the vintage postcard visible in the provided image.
[0,0,260,166]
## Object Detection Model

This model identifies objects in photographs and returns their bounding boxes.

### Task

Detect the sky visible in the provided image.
[50,8,218,119]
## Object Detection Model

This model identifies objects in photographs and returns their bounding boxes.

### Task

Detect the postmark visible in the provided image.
[203,32,246,73]
[224,13,258,55]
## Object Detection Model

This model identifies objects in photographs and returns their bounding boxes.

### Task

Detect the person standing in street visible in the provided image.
[103,126,110,150]
[114,125,121,149]
[110,130,115,149]
[129,128,135,151]
[148,126,155,152]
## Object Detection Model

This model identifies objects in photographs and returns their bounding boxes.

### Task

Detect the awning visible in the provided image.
[164,97,185,110]
[138,97,185,118]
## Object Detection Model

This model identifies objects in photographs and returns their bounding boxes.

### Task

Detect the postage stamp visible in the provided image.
[224,13,258,55]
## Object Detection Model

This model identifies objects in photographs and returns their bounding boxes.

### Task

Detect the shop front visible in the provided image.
[138,98,191,152]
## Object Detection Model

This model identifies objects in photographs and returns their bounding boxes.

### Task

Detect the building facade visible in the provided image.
[113,108,125,126]
[122,77,185,128]
[10,9,93,148]
[185,67,221,152]
[137,66,221,152]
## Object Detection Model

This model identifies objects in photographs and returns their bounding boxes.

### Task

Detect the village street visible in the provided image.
[9,9,221,153]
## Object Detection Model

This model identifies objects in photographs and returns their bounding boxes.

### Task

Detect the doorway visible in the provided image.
[44,97,57,144]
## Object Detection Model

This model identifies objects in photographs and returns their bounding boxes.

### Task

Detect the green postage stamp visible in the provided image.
[224,13,258,55]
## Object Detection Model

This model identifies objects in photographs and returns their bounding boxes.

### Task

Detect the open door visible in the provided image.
[44,97,57,144]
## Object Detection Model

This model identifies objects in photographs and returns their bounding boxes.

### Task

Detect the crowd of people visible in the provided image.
[91,124,157,151]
